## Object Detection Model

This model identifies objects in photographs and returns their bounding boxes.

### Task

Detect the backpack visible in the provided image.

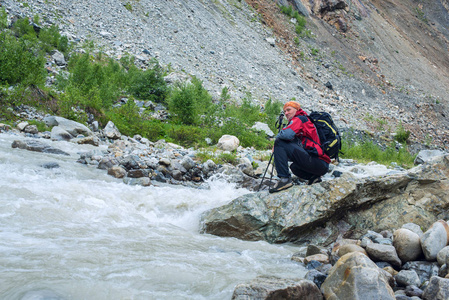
[307,111,342,160]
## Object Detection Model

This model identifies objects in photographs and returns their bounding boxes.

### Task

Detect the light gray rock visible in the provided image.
[217,135,239,151]
[232,276,323,300]
[44,116,93,137]
[51,126,72,141]
[414,149,447,165]
[24,124,39,134]
[321,252,395,299]
[395,270,421,287]
[52,50,66,66]
[180,156,195,171]
[402,223,424,237]
[202,159,216,175]
[421,220,449,261]
[437,246,449,266]
[365,243,402,268]
[393,228,423,263]
[103,121,121,139]
[251,122,275,138]
[17,121,29,131]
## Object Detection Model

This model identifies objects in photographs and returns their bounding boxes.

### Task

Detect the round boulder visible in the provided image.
[393,228,423,263]
[217,135,239,151]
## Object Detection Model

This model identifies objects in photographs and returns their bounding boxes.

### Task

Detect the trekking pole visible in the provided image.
[257,112,284,191]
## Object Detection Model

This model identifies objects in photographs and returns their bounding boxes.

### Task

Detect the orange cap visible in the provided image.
[283,101,301,111]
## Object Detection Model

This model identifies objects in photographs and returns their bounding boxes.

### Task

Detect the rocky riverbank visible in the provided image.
[231,219,449,299]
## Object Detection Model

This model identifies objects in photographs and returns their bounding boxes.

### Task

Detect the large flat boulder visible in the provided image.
[200,155,449,245]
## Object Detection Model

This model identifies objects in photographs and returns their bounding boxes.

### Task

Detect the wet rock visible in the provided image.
[123,177,151,186]
[127,169,149,178]
[305,269,327,289]
[200,155,449,245]
[180,156,195,171]
[321,252,395,299]
[41,162,60,169]
[12,139,69,156]
[231,276,322,300]
[107,165,126,178]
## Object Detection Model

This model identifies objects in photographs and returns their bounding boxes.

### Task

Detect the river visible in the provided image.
[0,132,307,300]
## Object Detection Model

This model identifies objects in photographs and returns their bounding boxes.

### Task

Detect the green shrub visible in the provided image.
[38,24,69,54]
[262,98,284,132]
[280,5,307,36]
[167,124,206,147]
[0,8,7,30]
[395,123,411,144]
[168,77,213,125]
[127,60,167,102]
[61,52,127,107]
[0,32,46,86]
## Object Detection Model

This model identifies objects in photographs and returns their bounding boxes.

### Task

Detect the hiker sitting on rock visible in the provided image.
[269,101,330,193]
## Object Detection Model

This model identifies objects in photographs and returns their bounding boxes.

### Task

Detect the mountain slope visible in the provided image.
[1,0,448,150]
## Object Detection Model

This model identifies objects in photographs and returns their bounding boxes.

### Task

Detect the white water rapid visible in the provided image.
[0,133,307,300]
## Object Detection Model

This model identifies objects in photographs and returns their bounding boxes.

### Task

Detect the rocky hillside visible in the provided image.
[1,0,448,150]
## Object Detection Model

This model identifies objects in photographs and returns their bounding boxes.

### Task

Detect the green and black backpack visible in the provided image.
[307,111,342,160]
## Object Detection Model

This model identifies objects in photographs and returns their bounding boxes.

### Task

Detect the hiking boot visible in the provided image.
[308,175,322,185]
[269,177,293,193]
[292,176,307,185]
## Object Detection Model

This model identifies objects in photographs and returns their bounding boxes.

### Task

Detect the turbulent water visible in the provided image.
[0,133,307,300]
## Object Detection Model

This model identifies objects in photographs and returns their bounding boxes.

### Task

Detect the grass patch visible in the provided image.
[341,131,416,168]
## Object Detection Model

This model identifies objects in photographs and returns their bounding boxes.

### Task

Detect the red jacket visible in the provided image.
[277,109,331,163]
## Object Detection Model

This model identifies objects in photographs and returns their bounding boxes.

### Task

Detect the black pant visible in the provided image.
[273,139,329,179]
